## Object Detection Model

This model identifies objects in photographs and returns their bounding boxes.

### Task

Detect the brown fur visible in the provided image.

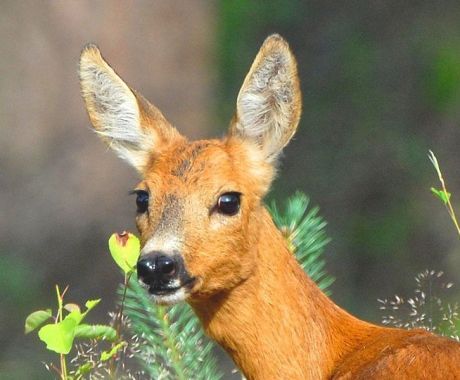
[80,35,460,379]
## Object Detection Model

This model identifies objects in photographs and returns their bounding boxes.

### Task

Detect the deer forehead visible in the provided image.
[142,140,246,192]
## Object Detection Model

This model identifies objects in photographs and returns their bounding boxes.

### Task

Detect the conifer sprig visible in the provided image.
[269,192,334,292]
[122,279,221,380]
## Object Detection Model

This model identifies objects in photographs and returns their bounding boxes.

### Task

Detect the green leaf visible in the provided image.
[66,299,100,326]
[37,298,103,354]
[38,318,77,354]
[64,303,80,313]
[66,309,84,325]
[108,232,141,274]
[24,309,53,334]
[75,362,93,376]
[100,341,127,361]
[431,187,451,205]
[84,299,101,313]
[74,324,117,341]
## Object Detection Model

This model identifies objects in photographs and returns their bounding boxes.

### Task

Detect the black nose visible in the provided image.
[137,254,178,286]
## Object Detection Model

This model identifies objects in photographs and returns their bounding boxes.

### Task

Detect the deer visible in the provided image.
[79,34,460,379]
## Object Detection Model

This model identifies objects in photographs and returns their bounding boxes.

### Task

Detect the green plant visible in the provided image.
[378,270,459,340]
[429,150,460,237]
[24,286,117,379]
[122,280,221,380]
[25,232,140,379]
[269,191,334,292]
[378,152,460,340]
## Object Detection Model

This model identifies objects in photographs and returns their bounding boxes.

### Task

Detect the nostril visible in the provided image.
[137,257,156,283]
[156,256,176,276]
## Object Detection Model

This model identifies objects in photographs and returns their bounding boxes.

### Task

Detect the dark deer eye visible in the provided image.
[134,190,149,213]
[217,192,240,216]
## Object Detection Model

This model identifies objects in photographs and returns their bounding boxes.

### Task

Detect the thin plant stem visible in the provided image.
[429,150,460,237]
[55,285,68,380]
[108,272,132,378]
[118,273,132,332]
[48,363,63,378]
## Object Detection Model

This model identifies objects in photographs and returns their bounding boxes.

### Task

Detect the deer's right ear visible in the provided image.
[79,44,182,172]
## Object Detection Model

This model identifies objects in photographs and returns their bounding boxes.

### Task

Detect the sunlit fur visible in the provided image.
[80,35,460,379]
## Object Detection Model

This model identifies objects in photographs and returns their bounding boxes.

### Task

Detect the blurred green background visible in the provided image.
[1,1,459,378]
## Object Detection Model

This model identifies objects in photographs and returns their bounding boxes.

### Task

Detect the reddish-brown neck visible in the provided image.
[190,209,380,380]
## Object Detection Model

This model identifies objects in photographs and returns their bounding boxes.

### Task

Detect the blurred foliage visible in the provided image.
[216,0,304,122]
[0,255,52,378]
[426,43,460,113]
[0,255,40,308]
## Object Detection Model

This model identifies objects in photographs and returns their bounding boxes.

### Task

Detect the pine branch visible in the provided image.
[121,279,222,380]
[269,191,334,293]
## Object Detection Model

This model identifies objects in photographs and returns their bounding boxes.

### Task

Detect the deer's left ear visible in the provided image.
[230,34,302,163]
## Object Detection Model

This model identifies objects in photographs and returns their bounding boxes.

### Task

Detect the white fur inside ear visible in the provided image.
[80,59,155,169]
[236,50,297,162]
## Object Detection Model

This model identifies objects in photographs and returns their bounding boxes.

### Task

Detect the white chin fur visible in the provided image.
[149,287,189,305]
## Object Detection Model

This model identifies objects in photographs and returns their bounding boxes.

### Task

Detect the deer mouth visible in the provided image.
[146,277,197,305]
[148,276,196,295]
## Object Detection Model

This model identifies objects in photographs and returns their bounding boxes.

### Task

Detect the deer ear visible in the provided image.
[79,44,182,172]
[231,34,302,163]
